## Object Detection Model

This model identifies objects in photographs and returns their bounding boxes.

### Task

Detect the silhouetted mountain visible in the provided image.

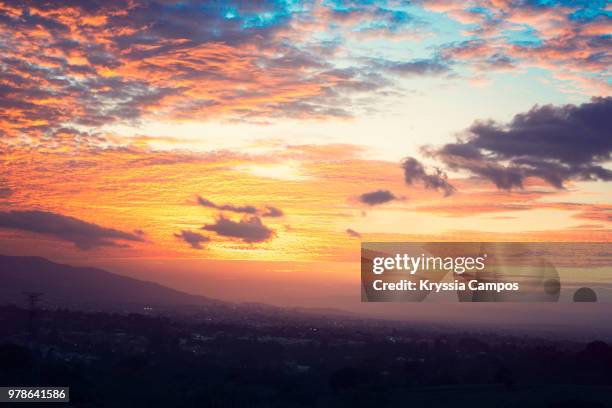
[0,255,219,311]
[0,255,356,318]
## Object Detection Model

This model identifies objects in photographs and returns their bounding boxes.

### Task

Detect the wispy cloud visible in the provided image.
[197,196,257,215]
[197,196,284,218]
[424,0,611,94]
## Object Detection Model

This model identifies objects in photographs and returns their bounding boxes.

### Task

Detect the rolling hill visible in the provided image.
[0,255,219,311]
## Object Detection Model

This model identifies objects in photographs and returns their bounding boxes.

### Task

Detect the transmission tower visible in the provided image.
[23,292,44,340]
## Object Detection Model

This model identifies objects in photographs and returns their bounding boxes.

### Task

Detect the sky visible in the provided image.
[0,0,610,314]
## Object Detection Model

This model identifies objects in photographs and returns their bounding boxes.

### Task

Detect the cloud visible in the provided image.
[440,40,515,71]
[202,215,275,243]
[3,0,607,147]
[358,189,397,206]
[401,157,455,196]
[262,206,284,218]
[346,228,361,238]
[197,196,284,217]
[429,97,612,189]
[575,205,612,223]
[174,230,210,249]
[323,2,420,36]
[197,196,257,214]
[425,0,611,94]
[0,0,408,144]
[0,210,143,250]
[371,57,450,76]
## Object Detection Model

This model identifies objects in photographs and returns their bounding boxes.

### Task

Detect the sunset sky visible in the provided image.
[0,0,610,309]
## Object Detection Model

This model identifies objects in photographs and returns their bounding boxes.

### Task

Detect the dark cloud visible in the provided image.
[262,206,284,218]
[174,230,210,249]
[197,196,257,214]
[430,97,612,189]
[346,228,361,238]
[202,215,275,243]
[358,189,397,206]
[198,196,284,218]
[401,157,455,196]
[0,210,143,250]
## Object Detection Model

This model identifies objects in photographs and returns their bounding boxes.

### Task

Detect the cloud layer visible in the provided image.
[1,0,608,146]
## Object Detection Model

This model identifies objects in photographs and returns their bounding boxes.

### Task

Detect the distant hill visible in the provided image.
[0,255,356,318]
[0,255,220,311]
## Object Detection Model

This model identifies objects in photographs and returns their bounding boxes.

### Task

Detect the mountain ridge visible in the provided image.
[0,254,219,311]
[0,254,355,317]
